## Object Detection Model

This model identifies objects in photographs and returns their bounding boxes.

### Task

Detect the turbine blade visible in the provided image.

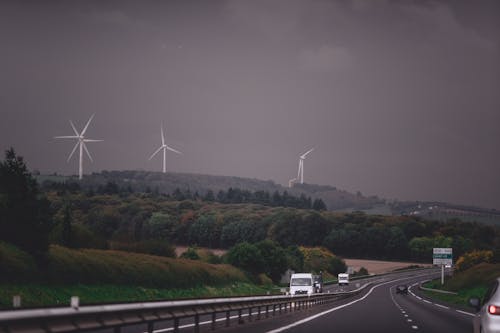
[167,146,182,154]
[161,126,165,146]
[300,148,314,159]
[82,142,93,162]
[83,139,103,142]
[81,113,95,136]
[54,136,79,139]
[67,142,79,162]
[149,146,163,160]
[69,121,79,136]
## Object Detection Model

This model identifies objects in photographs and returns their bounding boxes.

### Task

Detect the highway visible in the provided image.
[200,271,474,333]
[1,269,475,333]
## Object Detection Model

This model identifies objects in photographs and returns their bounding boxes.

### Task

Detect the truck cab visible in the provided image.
[289,273,315,295]
[338,273,349,286]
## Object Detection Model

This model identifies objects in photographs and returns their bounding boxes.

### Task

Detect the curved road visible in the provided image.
[211,272,473,333]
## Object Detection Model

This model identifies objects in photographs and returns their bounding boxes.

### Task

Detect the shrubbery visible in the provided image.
[455,250,493,272]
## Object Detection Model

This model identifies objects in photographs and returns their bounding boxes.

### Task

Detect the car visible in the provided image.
[469,277,500,333]
[396,285,408,295]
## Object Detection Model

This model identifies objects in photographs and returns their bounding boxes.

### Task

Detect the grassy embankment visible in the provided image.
[422,263,500,307]
[0,242,270,309]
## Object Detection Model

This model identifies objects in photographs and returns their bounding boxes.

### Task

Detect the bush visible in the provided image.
[225,242,263,275]
[180,247,200,260]
[110,240,176,258]
[300,247,346,275]
[455,250,493,272]
[0,242,38,282]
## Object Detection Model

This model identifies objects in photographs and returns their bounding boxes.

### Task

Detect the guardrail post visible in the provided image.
[173,317,179,333]
[248,307,252,321]
[225,310,230,327]
[12,295,21,308]
[265,305,269,318]
[238,309,243,324]
[257,306,261,320]
[194,314,200,333]
[147,322,154,333]
[272,304,276,316]
[211,312,216,330]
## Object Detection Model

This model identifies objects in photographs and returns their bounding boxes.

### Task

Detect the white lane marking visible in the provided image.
[412,325,418,329]
[434,303,449,310]
[407,318,413,322]
[423,300,432,304]
[416,296,422,300]
[266,275,429,333]
[456,310,475,317]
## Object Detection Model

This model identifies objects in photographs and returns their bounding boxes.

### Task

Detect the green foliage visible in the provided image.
[0,149,52,259]
[225,242,264,276]
[408,236,452,261]
[254,240,288,283]
[0,242,38,283]
[0,282,272,309]
[300,247,346,275]
[180,247,200,260]
[455,250,493,272]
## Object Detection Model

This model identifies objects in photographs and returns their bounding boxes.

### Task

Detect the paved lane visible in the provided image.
[215,271,472,333]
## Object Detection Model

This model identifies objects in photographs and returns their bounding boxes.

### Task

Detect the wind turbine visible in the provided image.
[149,124,182,173]
[289,148,314,187]
[54,114,103,180]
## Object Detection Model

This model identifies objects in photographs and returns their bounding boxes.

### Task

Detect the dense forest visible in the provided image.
[42,188,499,262]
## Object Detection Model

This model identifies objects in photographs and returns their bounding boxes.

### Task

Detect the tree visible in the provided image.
[0,148,52,260]
[61,200,72,248]
[255,240,288,282]
[225,242,263,275]
[312,198,327,211]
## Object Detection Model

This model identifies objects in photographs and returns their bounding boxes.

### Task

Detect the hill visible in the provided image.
[38,170,384,211]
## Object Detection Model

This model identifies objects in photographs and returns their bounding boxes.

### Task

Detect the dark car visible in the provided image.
[396,285,408,295]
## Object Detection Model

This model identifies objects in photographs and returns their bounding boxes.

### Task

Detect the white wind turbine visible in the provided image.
[289,148,314,187]
[149,124,182,173]
[54,114,103,180]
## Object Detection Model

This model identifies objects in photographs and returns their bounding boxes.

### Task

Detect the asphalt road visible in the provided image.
[84,269,474,333]
[207,272,474,333]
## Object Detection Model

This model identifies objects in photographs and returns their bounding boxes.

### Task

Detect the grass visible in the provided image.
[0,282,273,310]
[422,280,487,307]
[422,263,500,308]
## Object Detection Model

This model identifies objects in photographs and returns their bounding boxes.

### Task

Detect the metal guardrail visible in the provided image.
[0,268,436,333]
[0,287,366,333]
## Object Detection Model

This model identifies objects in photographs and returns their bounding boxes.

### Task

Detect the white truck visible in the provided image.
[289,273,315,295]
[338,273,349,286]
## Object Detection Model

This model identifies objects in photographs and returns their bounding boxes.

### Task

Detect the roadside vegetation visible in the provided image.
[422,250,500,308]
[1,149,500,308]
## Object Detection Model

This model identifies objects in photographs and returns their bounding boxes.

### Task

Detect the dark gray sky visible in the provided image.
[1,0,499,209]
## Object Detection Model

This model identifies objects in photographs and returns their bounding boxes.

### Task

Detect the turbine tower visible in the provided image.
[54,114,102,180]
[289,148,314,187]
[149,124,182,173]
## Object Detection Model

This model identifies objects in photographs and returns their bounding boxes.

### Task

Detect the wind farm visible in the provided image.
[53,114,102,180]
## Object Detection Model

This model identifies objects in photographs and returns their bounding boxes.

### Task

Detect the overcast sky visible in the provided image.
[1,0,499,209]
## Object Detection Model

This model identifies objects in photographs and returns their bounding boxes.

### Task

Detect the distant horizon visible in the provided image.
[31,166,500,212]
[1,1,499,211]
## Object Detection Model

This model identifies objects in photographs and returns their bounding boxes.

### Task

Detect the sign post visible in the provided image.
[433,248,452,285]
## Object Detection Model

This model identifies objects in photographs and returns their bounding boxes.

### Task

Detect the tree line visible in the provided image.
[2,149,500,271]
